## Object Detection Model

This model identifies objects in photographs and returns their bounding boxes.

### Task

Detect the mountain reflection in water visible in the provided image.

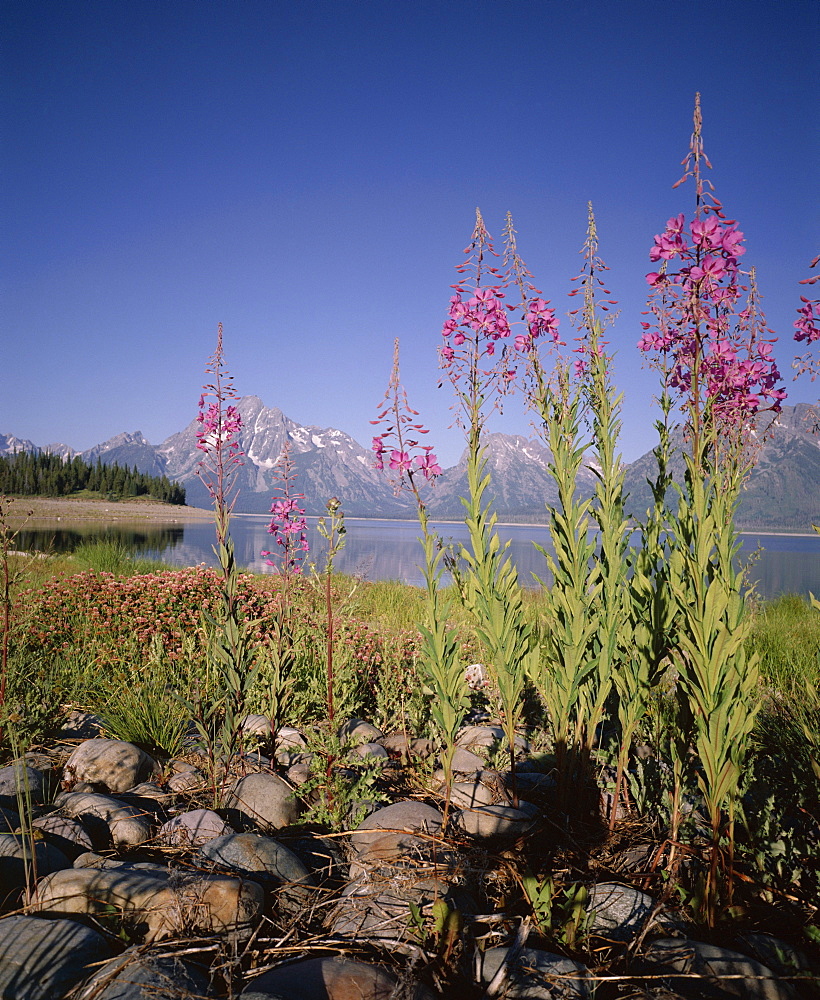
[13,516,820,601]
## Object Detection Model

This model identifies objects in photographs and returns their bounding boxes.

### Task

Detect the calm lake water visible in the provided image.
[15,515,820,601]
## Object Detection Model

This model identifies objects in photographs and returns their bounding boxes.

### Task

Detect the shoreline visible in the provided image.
[4,496,819,537]
[3,496,214,523]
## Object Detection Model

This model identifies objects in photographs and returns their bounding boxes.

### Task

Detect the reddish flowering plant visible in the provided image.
[371,339,442,498]
[440,210,563,436]
[638,94,785,444]
[196,323,245,543]
[793,256,820,380]
[567,202,618,379]
[261,442,310,575]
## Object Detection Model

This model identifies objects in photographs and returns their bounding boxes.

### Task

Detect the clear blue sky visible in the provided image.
[2,0,817,468]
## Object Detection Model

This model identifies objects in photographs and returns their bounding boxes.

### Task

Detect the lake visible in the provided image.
[14,515,820,601]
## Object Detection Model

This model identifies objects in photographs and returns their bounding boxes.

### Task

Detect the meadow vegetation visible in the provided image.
[1,93,820,990]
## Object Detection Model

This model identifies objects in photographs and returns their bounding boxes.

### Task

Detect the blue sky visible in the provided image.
[2,0,818,468]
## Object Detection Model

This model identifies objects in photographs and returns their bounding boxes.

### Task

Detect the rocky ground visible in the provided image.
[0,713,814,1000]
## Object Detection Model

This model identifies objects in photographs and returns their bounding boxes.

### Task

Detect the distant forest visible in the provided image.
[0,451,186,505]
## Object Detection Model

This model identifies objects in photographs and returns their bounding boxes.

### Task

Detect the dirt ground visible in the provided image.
[3,496,214,524]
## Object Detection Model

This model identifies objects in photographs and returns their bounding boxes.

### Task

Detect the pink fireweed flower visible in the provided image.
[414,449,442,480]
[794,296,820,344]
[196,324,245,527]
[264,442,309,574]
[372,339,442,500]
[639,97,785,436]
[389,450,412,472]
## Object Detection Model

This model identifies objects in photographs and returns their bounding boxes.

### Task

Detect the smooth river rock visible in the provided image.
[240,956,436,1000]
[34,866,264,943]
[63,738,156,794]
[223,772,301,832]
[0,915,112,1000]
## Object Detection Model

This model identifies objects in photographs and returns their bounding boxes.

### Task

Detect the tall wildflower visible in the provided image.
[372,340,465,820]
[439,211,554,803]
[638,96,784,922]
[257,441,308,743]
[186,325,255,797]
[262,442,309,577]
[196,323,244,554]
[793,256,820,380]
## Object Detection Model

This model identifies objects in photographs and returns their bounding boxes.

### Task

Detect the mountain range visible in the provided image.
[3,398,820,530]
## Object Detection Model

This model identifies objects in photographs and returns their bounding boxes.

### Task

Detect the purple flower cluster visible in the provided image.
[196,399,243,458]
[195,324,245,516]
[262,496,309,575]
[639,213,785,423]
[795,296,820,345]
[439,227,560,369]
[371,340,441,495]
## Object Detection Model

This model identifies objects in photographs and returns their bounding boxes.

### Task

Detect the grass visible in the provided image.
[3,558,820,916]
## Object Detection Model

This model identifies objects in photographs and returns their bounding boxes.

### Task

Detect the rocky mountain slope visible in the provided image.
[5,401,820,529]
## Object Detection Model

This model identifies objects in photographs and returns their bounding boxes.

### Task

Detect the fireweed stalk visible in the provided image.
[183,324,256,797]
[793,255,820,380]
[439,211,556,802]
[372,339,465,821]
[257,441,308,742]
[506,214,604,812]
[567,207,638,824]
[639,95,785,922]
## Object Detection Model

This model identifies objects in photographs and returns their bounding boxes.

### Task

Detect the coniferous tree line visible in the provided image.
[0,451,186,505]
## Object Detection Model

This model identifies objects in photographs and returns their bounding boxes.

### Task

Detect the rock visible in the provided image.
[0,835,71,911]
[166,768,207,794]
[478,944,591,999]
[380,733,433,759]
[338,718,384,744]
[0,806,19,832]
[82,947,214,999]
[588,882,684,943]
[449,747,486,773]
[35,866,264,943]
[456,724,529,754]
[452,800,539,840]
[433,768,511,809]
[0,762,52,805]
[0,915,112,1000]
[330,871,450,950]
[200,832,314,915]
[122,781,175,806]
[240,956,435,1000]
[285,757,313,786]
[736,932,816,983]
[30,814,94,859]
[54,791,153,847]
[514,769,556,800]
[351,742,389,761]
[71,853,169,876]
[241,714,274,738]
[350,801,443,865]
[223,772,301,832]
[63,739,155,794]
[275,726,308,751]
[157,809,233,847]
[53,709,104,740]
[642,938,798,1000]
